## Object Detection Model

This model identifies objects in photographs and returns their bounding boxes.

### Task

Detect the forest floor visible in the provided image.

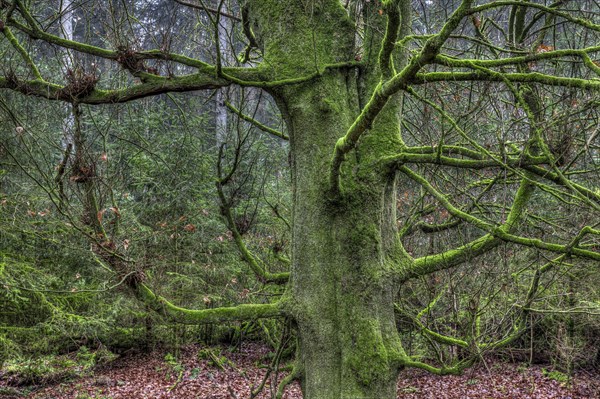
[1,342,599,399]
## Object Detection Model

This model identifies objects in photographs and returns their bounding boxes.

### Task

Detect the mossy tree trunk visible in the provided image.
[247,1,412,396]
[275,79,408,397]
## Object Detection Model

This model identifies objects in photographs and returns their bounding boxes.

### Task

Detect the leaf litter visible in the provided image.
[1,342,599,398]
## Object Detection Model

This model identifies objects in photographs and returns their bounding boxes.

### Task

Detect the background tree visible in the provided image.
[1,1,600,398]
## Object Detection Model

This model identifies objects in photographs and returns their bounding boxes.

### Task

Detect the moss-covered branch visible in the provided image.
[404,87,515,169]
[0,73,230,104]
[11,0,114,57]
[9,2,255,78]
[9,13,263,82]
[399,252,576,373]
[397,23,600,279]
[216,181,289,284]
[582,53,600,76]
[330,0,474,195]
[1,24,43,80]
[135,283,283,324]
[378,0,402,78]
[468,1,600,33]
[219,61,360,89]
[524,165,600,203]
[216,151,289,284]
[396,293,470,348]
[495,229,600,260]
[7,1,359,92]
[400,166,600,262]
[412,71,600,90]
[401,175,533,281]
[404,175,502,236]
[434,45,600,71]
[472,62,600,212]
[400,357,471,375]
[399,165,497,232]
[383,151,548,169]
[239,5,259,63]
[403,145,487,160]
[174,0,241,21]
[275,361,303,399]
[402,234,499,282]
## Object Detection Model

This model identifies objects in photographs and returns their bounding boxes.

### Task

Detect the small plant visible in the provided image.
[74,346,116,371]
[0,387,28,397]
[400,386,420,393]
[517,363,529,373]
[542,368,570,384]
[163,353,185,391]
[3,355,77,385]
[76,346,96,369]
[197,347,229,371]
[95,346,118,365]
[189,367,201,380]
[164,353,184,378]
[75,393,112,399]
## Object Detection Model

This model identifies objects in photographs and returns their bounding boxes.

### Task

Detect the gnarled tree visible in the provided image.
[1,0,600,398]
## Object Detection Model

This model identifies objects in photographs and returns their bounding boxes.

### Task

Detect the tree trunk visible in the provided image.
[244,1,412,396]
[273,73,408,398]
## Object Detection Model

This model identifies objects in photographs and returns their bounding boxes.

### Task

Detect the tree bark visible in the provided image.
[275,74,405,399]
[243,1,413,397]
[268,49,411,399]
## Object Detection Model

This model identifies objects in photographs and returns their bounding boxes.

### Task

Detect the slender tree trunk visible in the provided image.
[215,1,233,145]
[60,0,74,150]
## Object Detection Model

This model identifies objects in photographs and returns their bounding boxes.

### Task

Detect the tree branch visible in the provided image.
[434,45,600,73]
[399,165,600,262]
[383,151,548,169]
[216,147,290,285]
[224,101,288,140]
[0,73,229,104]
[329,0,474,196]
[1,24,43,80]
[412,71,600,90]
[469,1,600,33]
[379,0,402,78]
[174,0,242,22]
[136,283,283,324]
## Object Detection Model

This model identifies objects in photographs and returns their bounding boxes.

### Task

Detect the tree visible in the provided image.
[1,0,600,398]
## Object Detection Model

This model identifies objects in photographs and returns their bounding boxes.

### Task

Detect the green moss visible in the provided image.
[319,97,342,114]
[542,368,570,384]
[136,283,283,324]
[247,0,354,80]
[344,319,391,386]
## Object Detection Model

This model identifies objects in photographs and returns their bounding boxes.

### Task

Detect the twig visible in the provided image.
[174,0,241,21]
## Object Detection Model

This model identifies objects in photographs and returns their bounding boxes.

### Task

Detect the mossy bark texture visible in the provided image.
[247,1,410,397]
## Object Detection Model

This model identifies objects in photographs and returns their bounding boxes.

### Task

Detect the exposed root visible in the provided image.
[275,361,303,399]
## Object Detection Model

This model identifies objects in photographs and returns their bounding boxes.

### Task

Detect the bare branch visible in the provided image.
[225,100,289,140]
[174,0,241,22]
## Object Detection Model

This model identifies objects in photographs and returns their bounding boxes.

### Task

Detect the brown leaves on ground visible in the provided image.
[397,363,600,399]
[2,343,599,399]
[3,343,301,399]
